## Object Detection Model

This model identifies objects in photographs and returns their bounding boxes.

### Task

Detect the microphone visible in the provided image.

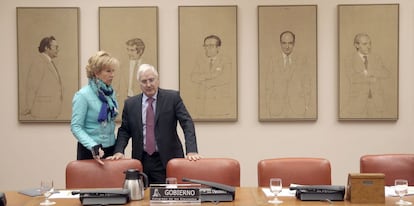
[181,177,235,193]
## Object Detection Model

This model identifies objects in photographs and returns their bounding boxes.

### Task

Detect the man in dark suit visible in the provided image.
[108,64,201,184]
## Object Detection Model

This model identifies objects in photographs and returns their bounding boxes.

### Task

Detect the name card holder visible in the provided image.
[149,184,201,205]
[346,173,385,203]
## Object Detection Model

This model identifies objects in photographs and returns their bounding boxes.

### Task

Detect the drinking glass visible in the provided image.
[268,178,283,204]
[39,180,56,205]
[395,179,412,205]
[166,177,178,188]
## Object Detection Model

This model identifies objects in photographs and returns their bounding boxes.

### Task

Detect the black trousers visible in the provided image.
[142,152,166,185]
[77,142,114,160]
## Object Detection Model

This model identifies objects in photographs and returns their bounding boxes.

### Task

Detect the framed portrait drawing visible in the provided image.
[338,4,399,120]
[17,7,80,122]
[258,5,318,121]
[179,6,238,122]
[99,7,158,121]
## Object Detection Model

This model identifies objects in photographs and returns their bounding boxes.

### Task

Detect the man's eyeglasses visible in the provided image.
[126,48,138,52]
[140,78,156,85]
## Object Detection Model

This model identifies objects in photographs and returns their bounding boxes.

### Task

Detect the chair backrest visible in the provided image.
[360,154,414,186]
[65,159,143,189]
[166,158,241,186]
[257,157,332,187]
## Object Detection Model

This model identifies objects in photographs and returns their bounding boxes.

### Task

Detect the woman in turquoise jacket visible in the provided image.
[71,51,119,165]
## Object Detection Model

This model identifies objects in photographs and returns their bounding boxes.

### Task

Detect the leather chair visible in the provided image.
[65,159,143,189]
[257,157,332,187]
[166,158,241,186]
[360,154,414,186]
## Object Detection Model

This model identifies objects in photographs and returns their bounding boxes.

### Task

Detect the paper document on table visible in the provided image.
[262,188,296,197]
[49,190,79,199]
[385,186,414,197]
[18,188,41,197]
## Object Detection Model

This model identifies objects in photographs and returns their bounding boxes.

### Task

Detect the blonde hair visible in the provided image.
[85,51,119,79]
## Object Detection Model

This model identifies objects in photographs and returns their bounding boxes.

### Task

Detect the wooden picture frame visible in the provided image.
[179,6,238,122]
[17,7,80,122]
[258,5,318,121]
[99,6,158,121]
[338,4,399,120]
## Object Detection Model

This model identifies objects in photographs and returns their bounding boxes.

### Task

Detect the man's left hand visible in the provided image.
[186,153,201,161]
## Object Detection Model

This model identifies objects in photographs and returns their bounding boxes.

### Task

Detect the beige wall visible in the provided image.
[1,0,413,191]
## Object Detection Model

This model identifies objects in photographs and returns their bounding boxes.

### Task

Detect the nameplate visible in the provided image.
[149,184,201,205]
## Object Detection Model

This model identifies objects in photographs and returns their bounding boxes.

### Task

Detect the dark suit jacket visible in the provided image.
[114,88,198,167]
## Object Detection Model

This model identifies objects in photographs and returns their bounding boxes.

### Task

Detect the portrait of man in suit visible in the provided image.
[178,6,237,121]
[338,4,398,120]
[125,38,145,97]
[99,7,159,122]
[265,31,314,119]
[17,7,80,122]
[21,36,63,120]
[190,34,233,118]
[258,5,317,121]
[112,38,146,113]
[341,33,391,118]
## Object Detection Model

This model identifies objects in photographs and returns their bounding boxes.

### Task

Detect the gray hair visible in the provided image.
[354,33,371,45]
[137,64,159,81]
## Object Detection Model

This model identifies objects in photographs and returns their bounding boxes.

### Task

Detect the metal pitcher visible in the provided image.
[123,169,148,200]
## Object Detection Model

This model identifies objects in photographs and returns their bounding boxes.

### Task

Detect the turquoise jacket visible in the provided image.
[71,84,117,149]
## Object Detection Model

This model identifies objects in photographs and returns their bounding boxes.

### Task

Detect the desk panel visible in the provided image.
[6,187,412,206]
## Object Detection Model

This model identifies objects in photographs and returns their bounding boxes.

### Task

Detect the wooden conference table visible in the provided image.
[6,187,413,206]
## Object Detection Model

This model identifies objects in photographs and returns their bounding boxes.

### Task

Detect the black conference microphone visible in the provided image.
[181,177,235,193]
[181,177,235,202]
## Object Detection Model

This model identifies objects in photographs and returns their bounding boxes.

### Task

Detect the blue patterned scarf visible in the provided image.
[90,79,118,122]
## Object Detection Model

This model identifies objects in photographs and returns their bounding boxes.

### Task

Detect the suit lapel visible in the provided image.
[136,94,144,130]
[154,89,163,124]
